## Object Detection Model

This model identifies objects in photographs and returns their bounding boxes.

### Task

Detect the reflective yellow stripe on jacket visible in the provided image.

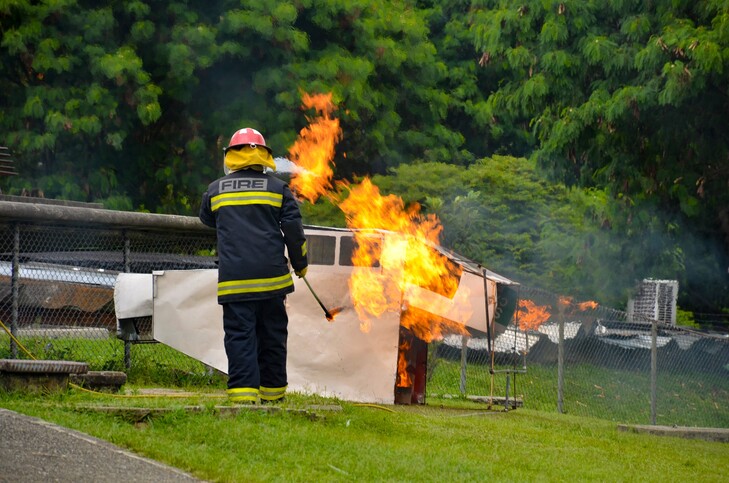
[218,273,293,297]
[210,191,283,211]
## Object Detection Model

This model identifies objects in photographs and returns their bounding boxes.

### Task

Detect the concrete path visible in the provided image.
[617,423,729,443]
[0,408,202,482]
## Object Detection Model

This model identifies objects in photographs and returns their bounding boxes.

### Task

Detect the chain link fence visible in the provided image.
[427,285,729,428]
[1,199,727,427]
[0,199,219,385]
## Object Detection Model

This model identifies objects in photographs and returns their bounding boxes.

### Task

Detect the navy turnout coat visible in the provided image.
[199,169,308,304]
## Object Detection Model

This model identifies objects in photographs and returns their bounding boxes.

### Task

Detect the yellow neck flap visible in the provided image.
[224,146,275,173]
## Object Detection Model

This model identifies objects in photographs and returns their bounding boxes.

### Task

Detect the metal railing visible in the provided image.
[427,285,729,427]
[0,199,217,381]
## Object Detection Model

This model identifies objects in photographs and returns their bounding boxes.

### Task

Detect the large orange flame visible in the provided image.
[339,179,464,334]
[288,92,341,203]
[517,300,552,331]
[289,92,471,389]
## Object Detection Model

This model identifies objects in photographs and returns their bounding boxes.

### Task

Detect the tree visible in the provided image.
[369,156,719,308]
[0,1,475,209]
[1,1,726,311]
[1,1,164,204]
[286,0,461,175]
[469,0,729,310]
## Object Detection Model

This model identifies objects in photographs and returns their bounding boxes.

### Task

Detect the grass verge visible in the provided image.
[2,334,728,427]
[0,387,727,482]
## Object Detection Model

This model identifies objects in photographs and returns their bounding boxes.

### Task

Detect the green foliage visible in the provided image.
[370,156,715,307]
[470,0,729,252]
[676,308,699,328]
[467,0,729,311]
[98,194,134,211]
[300,196,347,227]
[1,0,727,311]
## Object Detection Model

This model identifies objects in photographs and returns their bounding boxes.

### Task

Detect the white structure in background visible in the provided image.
[627,279,678,325]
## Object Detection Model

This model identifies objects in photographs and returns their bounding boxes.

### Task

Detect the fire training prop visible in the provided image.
[302,276,342,321]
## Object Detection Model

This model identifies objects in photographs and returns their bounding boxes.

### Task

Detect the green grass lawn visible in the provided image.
[1,334,728,481]
[2,333,728,428]
[0,388,727,482]
[427,358,729,428]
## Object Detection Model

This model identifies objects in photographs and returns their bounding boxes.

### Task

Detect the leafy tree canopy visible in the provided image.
[470,0,729,252]
[1,0,727,312]
[370,157,725,309]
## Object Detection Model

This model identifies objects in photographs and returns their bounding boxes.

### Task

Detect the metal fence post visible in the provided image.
[123,232,132,370]
[651,319,657,425]
[459,335,468,395]
[10,223,19,358]
[557,303,565,414]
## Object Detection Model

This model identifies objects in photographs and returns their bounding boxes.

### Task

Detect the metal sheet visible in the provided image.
[114,273,153,319]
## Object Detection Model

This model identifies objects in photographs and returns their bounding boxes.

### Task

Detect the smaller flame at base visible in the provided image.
[396,339,412,388]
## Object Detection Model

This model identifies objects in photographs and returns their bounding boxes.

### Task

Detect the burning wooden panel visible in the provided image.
[402,270,496,336]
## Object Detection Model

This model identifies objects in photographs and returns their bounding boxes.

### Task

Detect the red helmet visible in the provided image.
[224,127,272,153]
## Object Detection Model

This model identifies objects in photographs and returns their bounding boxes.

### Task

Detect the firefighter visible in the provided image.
[199,127,308,404]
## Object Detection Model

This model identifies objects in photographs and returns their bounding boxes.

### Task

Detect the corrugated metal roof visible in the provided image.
[0,146,18,177]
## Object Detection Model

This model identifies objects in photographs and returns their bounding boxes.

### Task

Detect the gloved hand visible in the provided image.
[294,266,308,278]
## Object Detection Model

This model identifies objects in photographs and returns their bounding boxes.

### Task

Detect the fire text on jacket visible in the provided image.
[219,178,269,193]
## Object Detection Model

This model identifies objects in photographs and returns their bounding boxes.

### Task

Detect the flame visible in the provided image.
[517,299,552,331]
[289,92,342,203]
[396,339,412,388]
[289,92,470,344]
[577,300,599,311]
[339,179,466,334]
[559,296,599,312]
[401,307,469,343]
[519,297,597,332]
[327,306,344,322]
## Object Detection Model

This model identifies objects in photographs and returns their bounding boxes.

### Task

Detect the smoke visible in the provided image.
[371,157,729,312]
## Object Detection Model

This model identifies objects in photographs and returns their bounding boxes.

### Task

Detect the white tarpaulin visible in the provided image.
[152,266,402,404]
[152,269,227,373]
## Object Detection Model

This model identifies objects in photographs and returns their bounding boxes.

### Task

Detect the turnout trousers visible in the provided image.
[222,296,288,403]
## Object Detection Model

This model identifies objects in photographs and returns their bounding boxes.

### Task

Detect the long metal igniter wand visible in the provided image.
[301,275,335,321]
